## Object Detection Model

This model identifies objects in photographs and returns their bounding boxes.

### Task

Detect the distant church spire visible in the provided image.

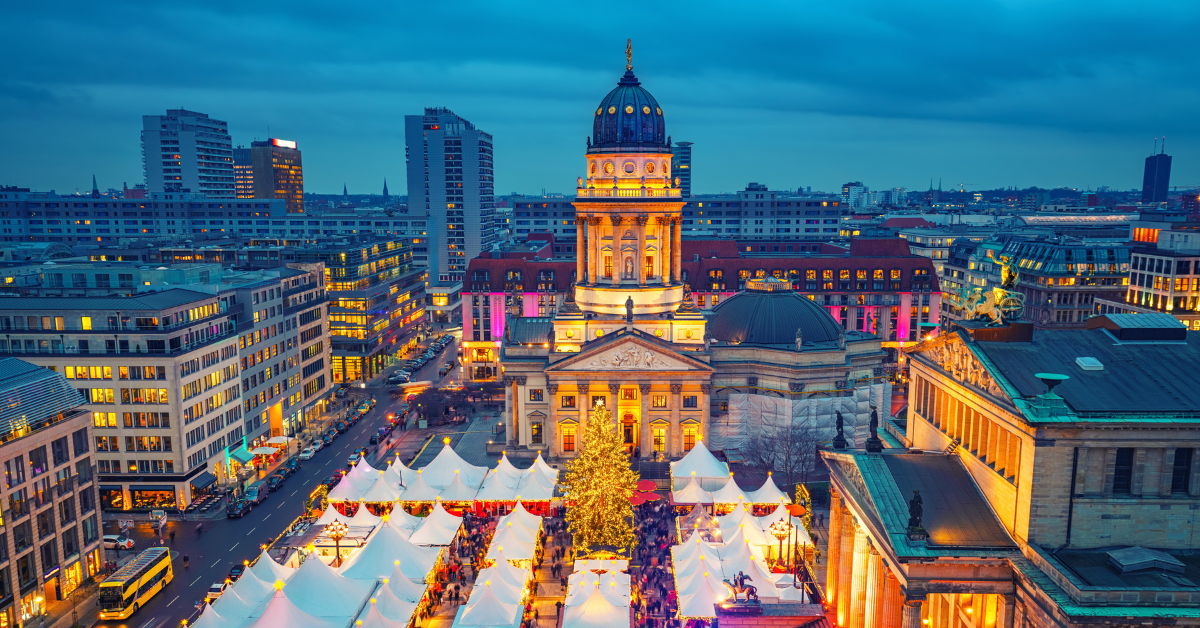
[343,183,348,197]
[382,179,389,201]
[91,174,100,199]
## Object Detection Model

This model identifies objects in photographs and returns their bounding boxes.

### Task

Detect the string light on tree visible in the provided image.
[563,401,639,553]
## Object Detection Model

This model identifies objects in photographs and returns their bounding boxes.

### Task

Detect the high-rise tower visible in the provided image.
[1142,139,1172,204]
[141,109,234,198]
[672,141,693,197]
[404,108,496,282]
[249,138,304,213]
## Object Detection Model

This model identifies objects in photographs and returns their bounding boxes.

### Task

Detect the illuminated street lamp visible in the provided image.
[769,518,793,571]
[327,520,349,567]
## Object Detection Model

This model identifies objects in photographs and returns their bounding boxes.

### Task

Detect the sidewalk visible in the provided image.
[42,551,165,628]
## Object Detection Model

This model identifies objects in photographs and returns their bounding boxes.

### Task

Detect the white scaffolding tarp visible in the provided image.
[710,382,890,452]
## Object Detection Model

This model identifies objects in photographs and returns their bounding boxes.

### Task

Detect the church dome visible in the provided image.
[590,68,669,154]
[708,276,845,346]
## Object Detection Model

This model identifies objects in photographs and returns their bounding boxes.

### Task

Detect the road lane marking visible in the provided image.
[290,490,297,496]
[211,559,221,568]
[167,596,179,607]
[229,543,238,551]
[247,527,256,535]
[263,514,271,521]
[189,576,203,586]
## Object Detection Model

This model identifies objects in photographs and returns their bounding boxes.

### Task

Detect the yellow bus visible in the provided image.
[98,547,173,620]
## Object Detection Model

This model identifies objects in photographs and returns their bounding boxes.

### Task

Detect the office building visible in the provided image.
[672,141,693,197]
[825,314,1200,627]
[233,147,253,198]
[0,358,103,623]
[404,108,496,283]
[997,236,1130,328]
[249,139,304,213]
[1142,149,1172,204]
[140,109,234,198]
[1097,227,1200,330]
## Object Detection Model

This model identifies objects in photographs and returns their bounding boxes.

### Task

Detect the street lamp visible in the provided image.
[769,518,793,572]
[327,520,349,567]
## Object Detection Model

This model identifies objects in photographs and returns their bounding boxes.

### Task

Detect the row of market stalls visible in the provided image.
[562,560,632,628]
[327,445,559,516]
[449,503,545,628]
[669,442,793,514]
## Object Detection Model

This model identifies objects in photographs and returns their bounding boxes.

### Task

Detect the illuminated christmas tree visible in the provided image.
[563,401,639,554]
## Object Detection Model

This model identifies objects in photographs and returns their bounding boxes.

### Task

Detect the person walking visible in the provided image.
[169,530,176,544]
[183,554,189,568]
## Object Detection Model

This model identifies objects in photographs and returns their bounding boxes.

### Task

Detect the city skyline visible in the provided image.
[2,1,1200,196]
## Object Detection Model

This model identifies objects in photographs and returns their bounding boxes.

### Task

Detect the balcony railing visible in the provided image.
[575,187,682,199]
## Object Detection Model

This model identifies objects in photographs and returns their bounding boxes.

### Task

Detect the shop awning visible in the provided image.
[228,447,254,464]
[189,472,217,490]
[266,436,291,445]
[250,447,279,455]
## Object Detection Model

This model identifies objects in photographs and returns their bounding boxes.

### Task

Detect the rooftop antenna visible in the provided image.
[1162,136,1166,154]
[1153,137,1158,156]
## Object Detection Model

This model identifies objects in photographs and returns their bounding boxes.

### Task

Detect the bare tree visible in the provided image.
[746,416,825,488]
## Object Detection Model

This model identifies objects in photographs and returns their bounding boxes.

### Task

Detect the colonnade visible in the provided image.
[574,215,682,286]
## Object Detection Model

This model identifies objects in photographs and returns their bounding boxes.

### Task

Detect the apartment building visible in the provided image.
[0,359,102,624]
[1097,228,1200,330]
[0,290,243,510]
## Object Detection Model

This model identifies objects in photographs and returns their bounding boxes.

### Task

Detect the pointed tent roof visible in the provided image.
[710,477,752,505]
[361,472,402,502]
[532,452,559,483]
[476,557,530,590]
[226,567,276,610]
[492,454,524,487]
[284,554,375,618]
[385,457,419,486]
[498,502,542,532]
[409,515,458,546]
[397,471,441,502]
[732,554,782,599]
[675,567,727,597]
[719,519,773,549]
[315,507,352,527]
[249,550,296,583]
[758,504,809,543]
[493,519,537,545]
[348,502,383,528]
[671,544,723,578]
[716,503,752,527]
[474,476,517,501]
[486,527,536,560]
[340,521,440,582]
[438,472,480,502]
[356,599,408,628]
[671,535,723,565]
[563,587,630,628]
[456,582,519,627]
[327,475,369,503]
[671,476,713,504]
[514,471,555,501]
[209,584,260,625]
[189,604,228,628]
[676,576,728,620]
[385,563,429,603]
[669,440,729,483]
[385,504,422,531]
[470,570,524,604]
[246,590,339,628]
[427,501,464,531]
[748,474,792,505]
[420,443,488,489]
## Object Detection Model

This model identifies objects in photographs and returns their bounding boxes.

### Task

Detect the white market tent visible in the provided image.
[427,501,464,530]
[532,452,559,483]
[189,604,228,628]
[748,474,792,505]
[208,584,259,624]
[396,472,441,503]
[514,470,556,501]
[438,473,481,502]
[491,454,525,488]
[409,515,459,546]
[472,569,524,604]
[671,476,713,505]
[249,550,296,583]
[501,502,543,531]
[562,586,631,628]
[675,568,727,597]
[314,507,352,527]
[339,521,440,583]
[671,545,723,577]
[361,477,403,503]
[421,444,489,490]
[385,457,419,487]
[676,576,730,620]
[492,519,537,545]
[669,440,730,490]
[709,477,752,506]
[572,558,629,572]
[227,568,275,608]
[245,590,339,628]
[485,527,536,562]
[385,503,423,531]
[285,552,376,618]
[385,562,430,602]
[356,600,408,628]
[454,583,519,627]
[347,502,383,528]
[475,475,519,501]
[759,503,811,544]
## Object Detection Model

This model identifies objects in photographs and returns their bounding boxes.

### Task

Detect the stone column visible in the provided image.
[575,219,585,282]
[609,383,622,425]
[639,383,652,458]
[610,218,622,287]
[865,546,884,628]
[849,525,870,628]
[577,383,590,438]
[699,383,712,442]
[547,383,559,457]
[999,594,1016,628]
[512,376,526,446]
[636,215,648,285]
[900,599,924,628]
[588,218,600,285]
[672,217,682,283]
[882,572,902,628]
[836,515,856,626]
[658,217,670,286]
[826,490,844,610]
[669,382,682,457]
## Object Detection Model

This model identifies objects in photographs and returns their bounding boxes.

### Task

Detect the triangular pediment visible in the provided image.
[906,331,1014,402]
[547,333,713,374]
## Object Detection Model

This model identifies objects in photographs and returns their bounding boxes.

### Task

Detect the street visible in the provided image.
[94,330,465,628]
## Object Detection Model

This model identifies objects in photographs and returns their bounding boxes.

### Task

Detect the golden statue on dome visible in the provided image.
[626,39,633,71]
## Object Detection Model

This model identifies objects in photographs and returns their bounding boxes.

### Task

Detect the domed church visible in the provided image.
[499,48,890,462]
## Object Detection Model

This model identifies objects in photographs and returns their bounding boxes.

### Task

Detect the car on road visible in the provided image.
[322,476,339,490]
[336,387,349,398]
[246,480,269,504]
[206,582,229,603]
[368,434,379,445]
[334,421,348,434]
[322,435,334,447]
[285,459,300,473]
[226,499,252,518]
[102,534,134,550]
[378,426,391,437]
[275,466,293,480]
[299,447,316,460]
[347,453,361,465]
[267,476,285,492]
[228,564,245,582]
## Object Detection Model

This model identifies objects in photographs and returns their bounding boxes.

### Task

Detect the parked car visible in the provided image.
[267,476,285,492]
[321,476,339,490]
[368,434,379,445]
[102,534,134,550]
[245,480,269,505]
[206,582,229,603]
[335,387,349,399]
[285,458,300,473]
[299,447,316,460]
[322,435,334,447]
[228,564,245,582]
[347,453,361,465]
[226,500,252,518]
[377,426,391,437]
[333,468,348,480]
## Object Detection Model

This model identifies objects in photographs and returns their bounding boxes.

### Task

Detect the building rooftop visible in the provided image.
[0,358,86,443]
[0,288,214,312]
[882,454,1017,549]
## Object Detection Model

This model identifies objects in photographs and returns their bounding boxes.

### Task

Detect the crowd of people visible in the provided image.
[631,502,685,628]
